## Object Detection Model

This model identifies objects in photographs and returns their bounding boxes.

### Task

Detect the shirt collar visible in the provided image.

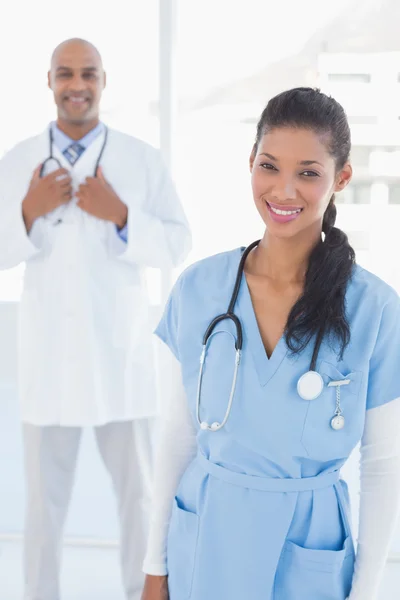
[50,122,104,153]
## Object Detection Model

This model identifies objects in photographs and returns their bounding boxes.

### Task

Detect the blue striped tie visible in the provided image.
[63,143,85,165]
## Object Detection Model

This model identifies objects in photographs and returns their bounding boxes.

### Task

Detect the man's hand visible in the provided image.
[22,165,73,233]
[141,575,169,600]
[76,167,128,228]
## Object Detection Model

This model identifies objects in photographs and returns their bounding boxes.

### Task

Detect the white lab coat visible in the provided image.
[0,126,191,426]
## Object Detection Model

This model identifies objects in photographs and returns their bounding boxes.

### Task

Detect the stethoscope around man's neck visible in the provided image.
[39,124,109,178]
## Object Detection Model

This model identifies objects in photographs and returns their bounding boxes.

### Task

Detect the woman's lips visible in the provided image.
[265,200,303,224]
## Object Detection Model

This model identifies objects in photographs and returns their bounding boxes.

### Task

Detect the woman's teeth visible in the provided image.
[268,204,302,216]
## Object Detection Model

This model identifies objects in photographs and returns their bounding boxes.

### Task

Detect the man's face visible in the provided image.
[48,41,105,125]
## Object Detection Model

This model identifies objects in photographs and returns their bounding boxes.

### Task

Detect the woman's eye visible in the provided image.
[258,164,320,177]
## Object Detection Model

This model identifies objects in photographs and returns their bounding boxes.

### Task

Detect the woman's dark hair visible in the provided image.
[254,87,355,369]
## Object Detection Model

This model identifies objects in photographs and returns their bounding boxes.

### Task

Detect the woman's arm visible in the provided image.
[142,346,197,576]
[348,397,400,599]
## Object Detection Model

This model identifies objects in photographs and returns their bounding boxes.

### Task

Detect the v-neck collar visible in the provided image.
[234,247,288,387]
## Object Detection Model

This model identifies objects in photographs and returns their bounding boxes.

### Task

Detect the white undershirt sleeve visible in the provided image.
[142,346,197,576]
[348,397,400,600]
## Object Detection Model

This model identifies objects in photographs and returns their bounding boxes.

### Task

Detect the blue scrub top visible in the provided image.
[155,247,400,600]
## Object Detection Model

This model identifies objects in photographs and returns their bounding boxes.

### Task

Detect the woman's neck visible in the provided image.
[247,226,322,284]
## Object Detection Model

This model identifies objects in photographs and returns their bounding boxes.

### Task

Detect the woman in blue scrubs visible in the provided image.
[141,88,400,600]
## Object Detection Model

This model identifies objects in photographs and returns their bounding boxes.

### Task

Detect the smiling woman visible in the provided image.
[141,87,400,600]
[248,88,354,366]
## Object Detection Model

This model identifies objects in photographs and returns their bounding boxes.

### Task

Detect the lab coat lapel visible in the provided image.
[51,143,71,172]
[71,128,106,182]
[37,128,52,164]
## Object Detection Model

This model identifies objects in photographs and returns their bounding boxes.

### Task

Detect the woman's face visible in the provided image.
[250,127,352,240]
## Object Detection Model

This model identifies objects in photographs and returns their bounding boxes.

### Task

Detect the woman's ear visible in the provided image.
[335,163,353,193]
[249,145,257,173]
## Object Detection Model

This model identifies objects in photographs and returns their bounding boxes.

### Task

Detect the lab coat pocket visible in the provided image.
[300,361,363,460]
[167,497,199,600]
[274,537,354,600]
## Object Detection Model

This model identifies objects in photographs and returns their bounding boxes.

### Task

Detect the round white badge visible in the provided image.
[297,371,324,401]
[331,415,345,430]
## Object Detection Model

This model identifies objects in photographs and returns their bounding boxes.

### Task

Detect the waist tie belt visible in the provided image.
[197,453,340,492]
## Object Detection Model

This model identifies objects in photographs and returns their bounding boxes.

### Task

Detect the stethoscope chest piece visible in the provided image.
[297,370,324,401]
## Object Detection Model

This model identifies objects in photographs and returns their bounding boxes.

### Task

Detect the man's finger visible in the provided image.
[47,168,71,183]
[76,199,89,212]
[96,166,107,183]
[58,177,73,189]
[76,186,87,197]
[31,164,43,182]
[61,190,72,201]
[62,186,73,198]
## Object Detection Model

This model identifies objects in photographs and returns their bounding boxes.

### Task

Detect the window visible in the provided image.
[338,184,371,205]
[369,149,400,177]
[348,116,378,125]
[347,230,370,252]
[0,0,159,302]
[388,184,400,205]
[327,73,371,83]
[351,146,372,168]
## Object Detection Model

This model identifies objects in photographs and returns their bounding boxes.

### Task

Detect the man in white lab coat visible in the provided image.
[0,38,191,600]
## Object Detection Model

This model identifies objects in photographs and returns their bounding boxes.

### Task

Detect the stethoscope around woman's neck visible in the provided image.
[196,240,348,433]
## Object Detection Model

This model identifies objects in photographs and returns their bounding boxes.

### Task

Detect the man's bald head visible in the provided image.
[50,38,103,70]
[48,38,106,129]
